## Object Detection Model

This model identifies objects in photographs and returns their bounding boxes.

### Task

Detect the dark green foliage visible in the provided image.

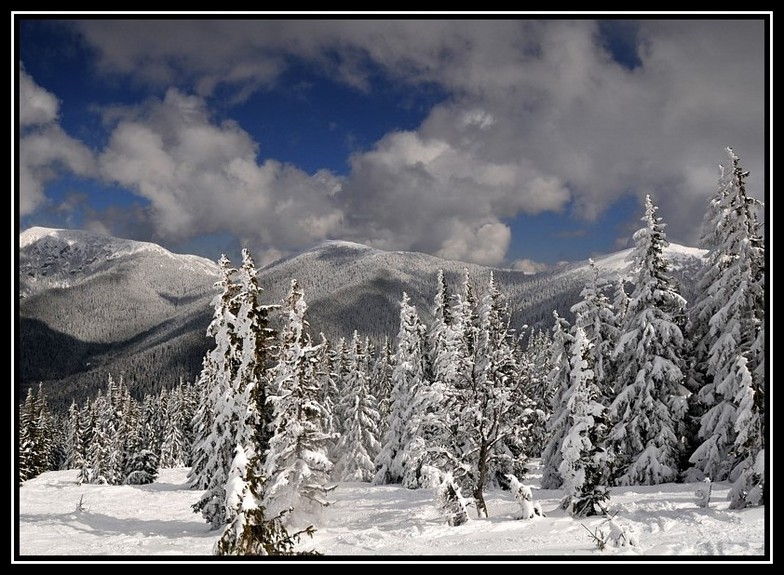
[436,476,470,527]
[125,449,159,485]
[570,486,610,518]
[18,384,54,484]
[215,452,319,557]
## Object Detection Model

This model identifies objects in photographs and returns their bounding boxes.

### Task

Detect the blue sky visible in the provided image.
[15,16,768,269]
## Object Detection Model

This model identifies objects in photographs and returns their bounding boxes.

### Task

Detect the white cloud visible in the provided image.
[511,258,552,275]
[338,128,570,263]
[28,20,766,262]
[436,220,511,266]
[97,89,343,253]
[20,69,59,127]
[18,70,96,216]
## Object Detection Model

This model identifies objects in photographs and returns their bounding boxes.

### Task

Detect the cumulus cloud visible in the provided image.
[437,220,511,266]
[338,128,570,264]
[19,70,96,216]
[26,19,766,263]
[20,69,59,127]
[97,89,343,253]
[511,258,552,275]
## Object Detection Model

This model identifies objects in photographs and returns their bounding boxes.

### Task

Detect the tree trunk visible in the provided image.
[474,440,489,518]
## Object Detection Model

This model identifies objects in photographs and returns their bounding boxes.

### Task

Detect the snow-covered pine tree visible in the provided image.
[728,356,764,509]
[194,248,278,528]
[571,259,619,400]
[426,269,479,484]
[558,327,609,517]
[76,398,94,484]
[85,389,112,484]
[159,390,188,468]
[215,348,319,557]
[362,336,375,381]
[612,279,630,327]
[474,272,529,491]
[334,333,381,482]
[373,292,429,487]
[688,149,765,500]
[314,333,341,458]
[139,394,163,468]
[521,328,554,458]
[122,397,159,485]
[47,410,67,472]
[214,352,272,554]
[330,337,351,436]
[607,195,687,486]
[18,388,38,483]
[213,258,320,555]
[436,473,470,526]
[370,335,394,439]
[540,311,575,489]
[441,273,530,517]
[215,445,318,556]
[234,248,279,458]
[188,255,241,492]
[188,357,216,487]
[263,279,335,526]
[33,384,55,476]
[63,400,85,471]
[172,378,198,466]
[106,377,132,485]
[428,269,458,391]
[427,270,463,457]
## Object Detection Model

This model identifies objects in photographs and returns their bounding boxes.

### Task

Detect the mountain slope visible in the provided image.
[16,228,706,410]
[18,228,220,407]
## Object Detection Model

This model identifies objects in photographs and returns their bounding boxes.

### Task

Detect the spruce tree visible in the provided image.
[540,311,575,489]
[521,328,554,458]
[571,259,619,400]
[689,148,765,502]
[85,390,112,484]
[439,273,530,517]
[334,334,381,482]
[474,273,529,492]
[160,391,187,468]
[558,327,609,517]
[64,400,86,471]
[314,333,340,458]
[215,447,318,556]
[123,397,158,485]
[607,195,687,486]
[263,279,335,526]
[189,255,241,493]
[374,292,429,486]
[193,254,247,528]
[370,336,394,440]
[76,399,94,484]
[18,388,38,483]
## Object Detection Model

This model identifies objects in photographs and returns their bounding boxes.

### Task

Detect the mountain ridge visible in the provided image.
[16,227,706,410]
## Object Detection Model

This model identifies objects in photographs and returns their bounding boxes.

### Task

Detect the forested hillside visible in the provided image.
[17,229,704,411]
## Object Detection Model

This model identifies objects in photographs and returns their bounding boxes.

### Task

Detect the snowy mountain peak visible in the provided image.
[314,239,376,252]
[588,242,707,278]
[18,227,218,298]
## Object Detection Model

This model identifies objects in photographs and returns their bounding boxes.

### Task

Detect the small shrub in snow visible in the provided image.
[436,473,470,527]
[507,474,544,520]
[694,478,712,508]
[583,515,638,550]
[605,516,637,547]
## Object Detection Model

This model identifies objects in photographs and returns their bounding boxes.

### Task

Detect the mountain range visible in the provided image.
[16,227,706,410]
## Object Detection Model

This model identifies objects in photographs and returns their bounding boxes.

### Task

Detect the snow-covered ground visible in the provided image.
[16,463,767,561]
